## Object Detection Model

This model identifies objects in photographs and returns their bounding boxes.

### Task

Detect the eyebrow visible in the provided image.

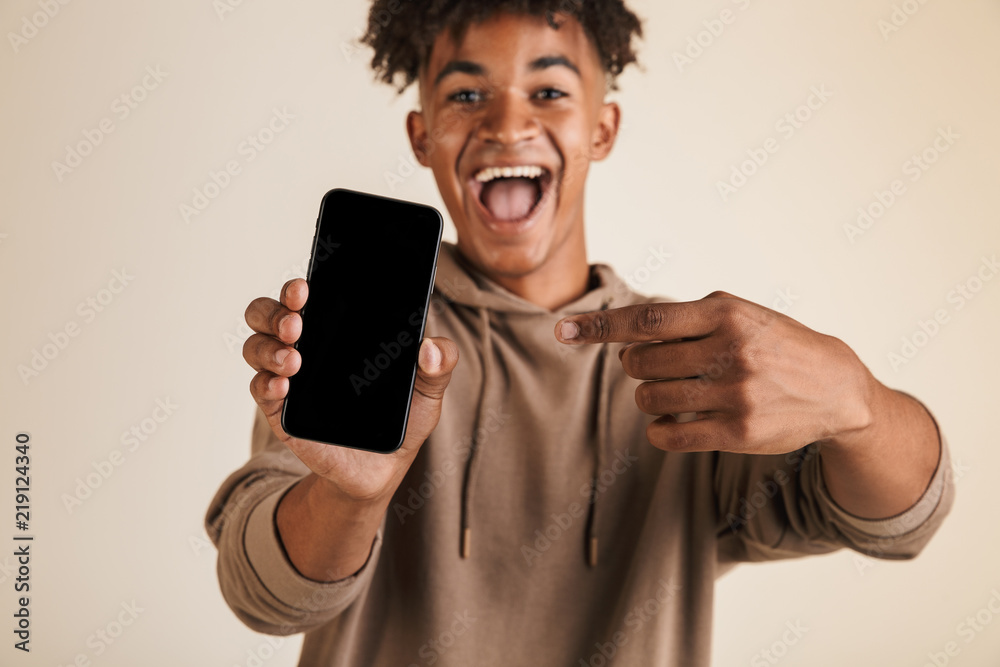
[528,55,580,77]
[433,60,484,87]
[432,54,581,88]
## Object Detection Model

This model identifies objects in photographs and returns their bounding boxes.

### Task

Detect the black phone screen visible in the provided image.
[280,188,443,453]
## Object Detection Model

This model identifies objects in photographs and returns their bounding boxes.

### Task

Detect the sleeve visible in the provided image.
[204,408,383,635]
[714,406,954,564]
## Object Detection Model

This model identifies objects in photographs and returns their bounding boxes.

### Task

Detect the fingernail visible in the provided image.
[420,339,441,371]
[274,349,289,366]
[559,321,579,341]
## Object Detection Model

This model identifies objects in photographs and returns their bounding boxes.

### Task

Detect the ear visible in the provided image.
[406,110,431,167]
[589,101,621,162]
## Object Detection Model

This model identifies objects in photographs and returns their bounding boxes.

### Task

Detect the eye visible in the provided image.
[534,88,567,101]
[448,89,485,104]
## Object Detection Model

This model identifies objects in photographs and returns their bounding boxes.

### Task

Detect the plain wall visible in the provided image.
[1,0,998,664]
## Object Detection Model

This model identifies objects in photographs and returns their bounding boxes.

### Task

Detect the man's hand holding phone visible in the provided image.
[242,278,459,580]
[244,277,459,498]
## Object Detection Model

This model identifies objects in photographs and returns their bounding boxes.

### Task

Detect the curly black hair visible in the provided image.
[360,0,643,92]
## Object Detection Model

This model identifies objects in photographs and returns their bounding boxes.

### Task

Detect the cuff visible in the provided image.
[243,480,381,613]
[820,429,950,540]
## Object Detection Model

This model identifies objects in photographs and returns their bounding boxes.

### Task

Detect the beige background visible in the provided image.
[1,0,998,665]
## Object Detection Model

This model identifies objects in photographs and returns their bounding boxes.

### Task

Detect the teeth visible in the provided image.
[474,165,544,183]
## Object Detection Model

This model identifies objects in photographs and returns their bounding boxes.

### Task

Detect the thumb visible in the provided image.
[413,337,459,401]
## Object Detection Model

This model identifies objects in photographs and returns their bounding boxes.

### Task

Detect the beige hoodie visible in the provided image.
[206,241,953,666]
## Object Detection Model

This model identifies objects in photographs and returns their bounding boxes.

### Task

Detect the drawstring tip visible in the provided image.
[588,537,598,567]
[461,528,471,559]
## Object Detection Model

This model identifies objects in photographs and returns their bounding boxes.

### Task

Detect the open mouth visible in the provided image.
[469,164,553,224]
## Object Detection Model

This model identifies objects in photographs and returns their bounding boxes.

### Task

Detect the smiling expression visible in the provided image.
[407,12,621,283]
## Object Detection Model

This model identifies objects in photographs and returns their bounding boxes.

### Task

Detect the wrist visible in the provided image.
[276,474,390,582]
[301,473,395,521]
[821,366,886,458]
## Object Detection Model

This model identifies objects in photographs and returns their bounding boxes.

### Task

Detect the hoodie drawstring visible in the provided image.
[460,306,493,559]
[584,298,613,567]
[459,297,614,568]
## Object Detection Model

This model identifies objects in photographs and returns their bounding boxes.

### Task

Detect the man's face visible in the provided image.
[407,12,620,280]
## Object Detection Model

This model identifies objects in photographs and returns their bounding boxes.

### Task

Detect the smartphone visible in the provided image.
[280,188,443,453]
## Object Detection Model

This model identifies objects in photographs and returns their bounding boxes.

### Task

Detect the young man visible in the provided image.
[206,2,953,664]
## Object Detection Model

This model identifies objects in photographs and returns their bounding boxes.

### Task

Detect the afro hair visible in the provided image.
[360,0,643,92]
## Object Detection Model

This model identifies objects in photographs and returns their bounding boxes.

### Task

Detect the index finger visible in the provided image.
[244,279,309,342]
[555,301,716,345]
[279,278,308,311]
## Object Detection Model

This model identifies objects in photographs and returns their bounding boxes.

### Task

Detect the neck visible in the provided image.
[491,254,591,311]
[460,231,592,311]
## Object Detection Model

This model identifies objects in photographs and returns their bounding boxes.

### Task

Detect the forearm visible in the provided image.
[276,473,392,582]
[820,382,942,519]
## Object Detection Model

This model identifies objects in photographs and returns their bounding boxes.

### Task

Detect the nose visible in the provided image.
[475,88,540,146]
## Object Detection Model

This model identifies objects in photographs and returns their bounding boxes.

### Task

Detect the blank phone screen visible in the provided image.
[281,189,443,453]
